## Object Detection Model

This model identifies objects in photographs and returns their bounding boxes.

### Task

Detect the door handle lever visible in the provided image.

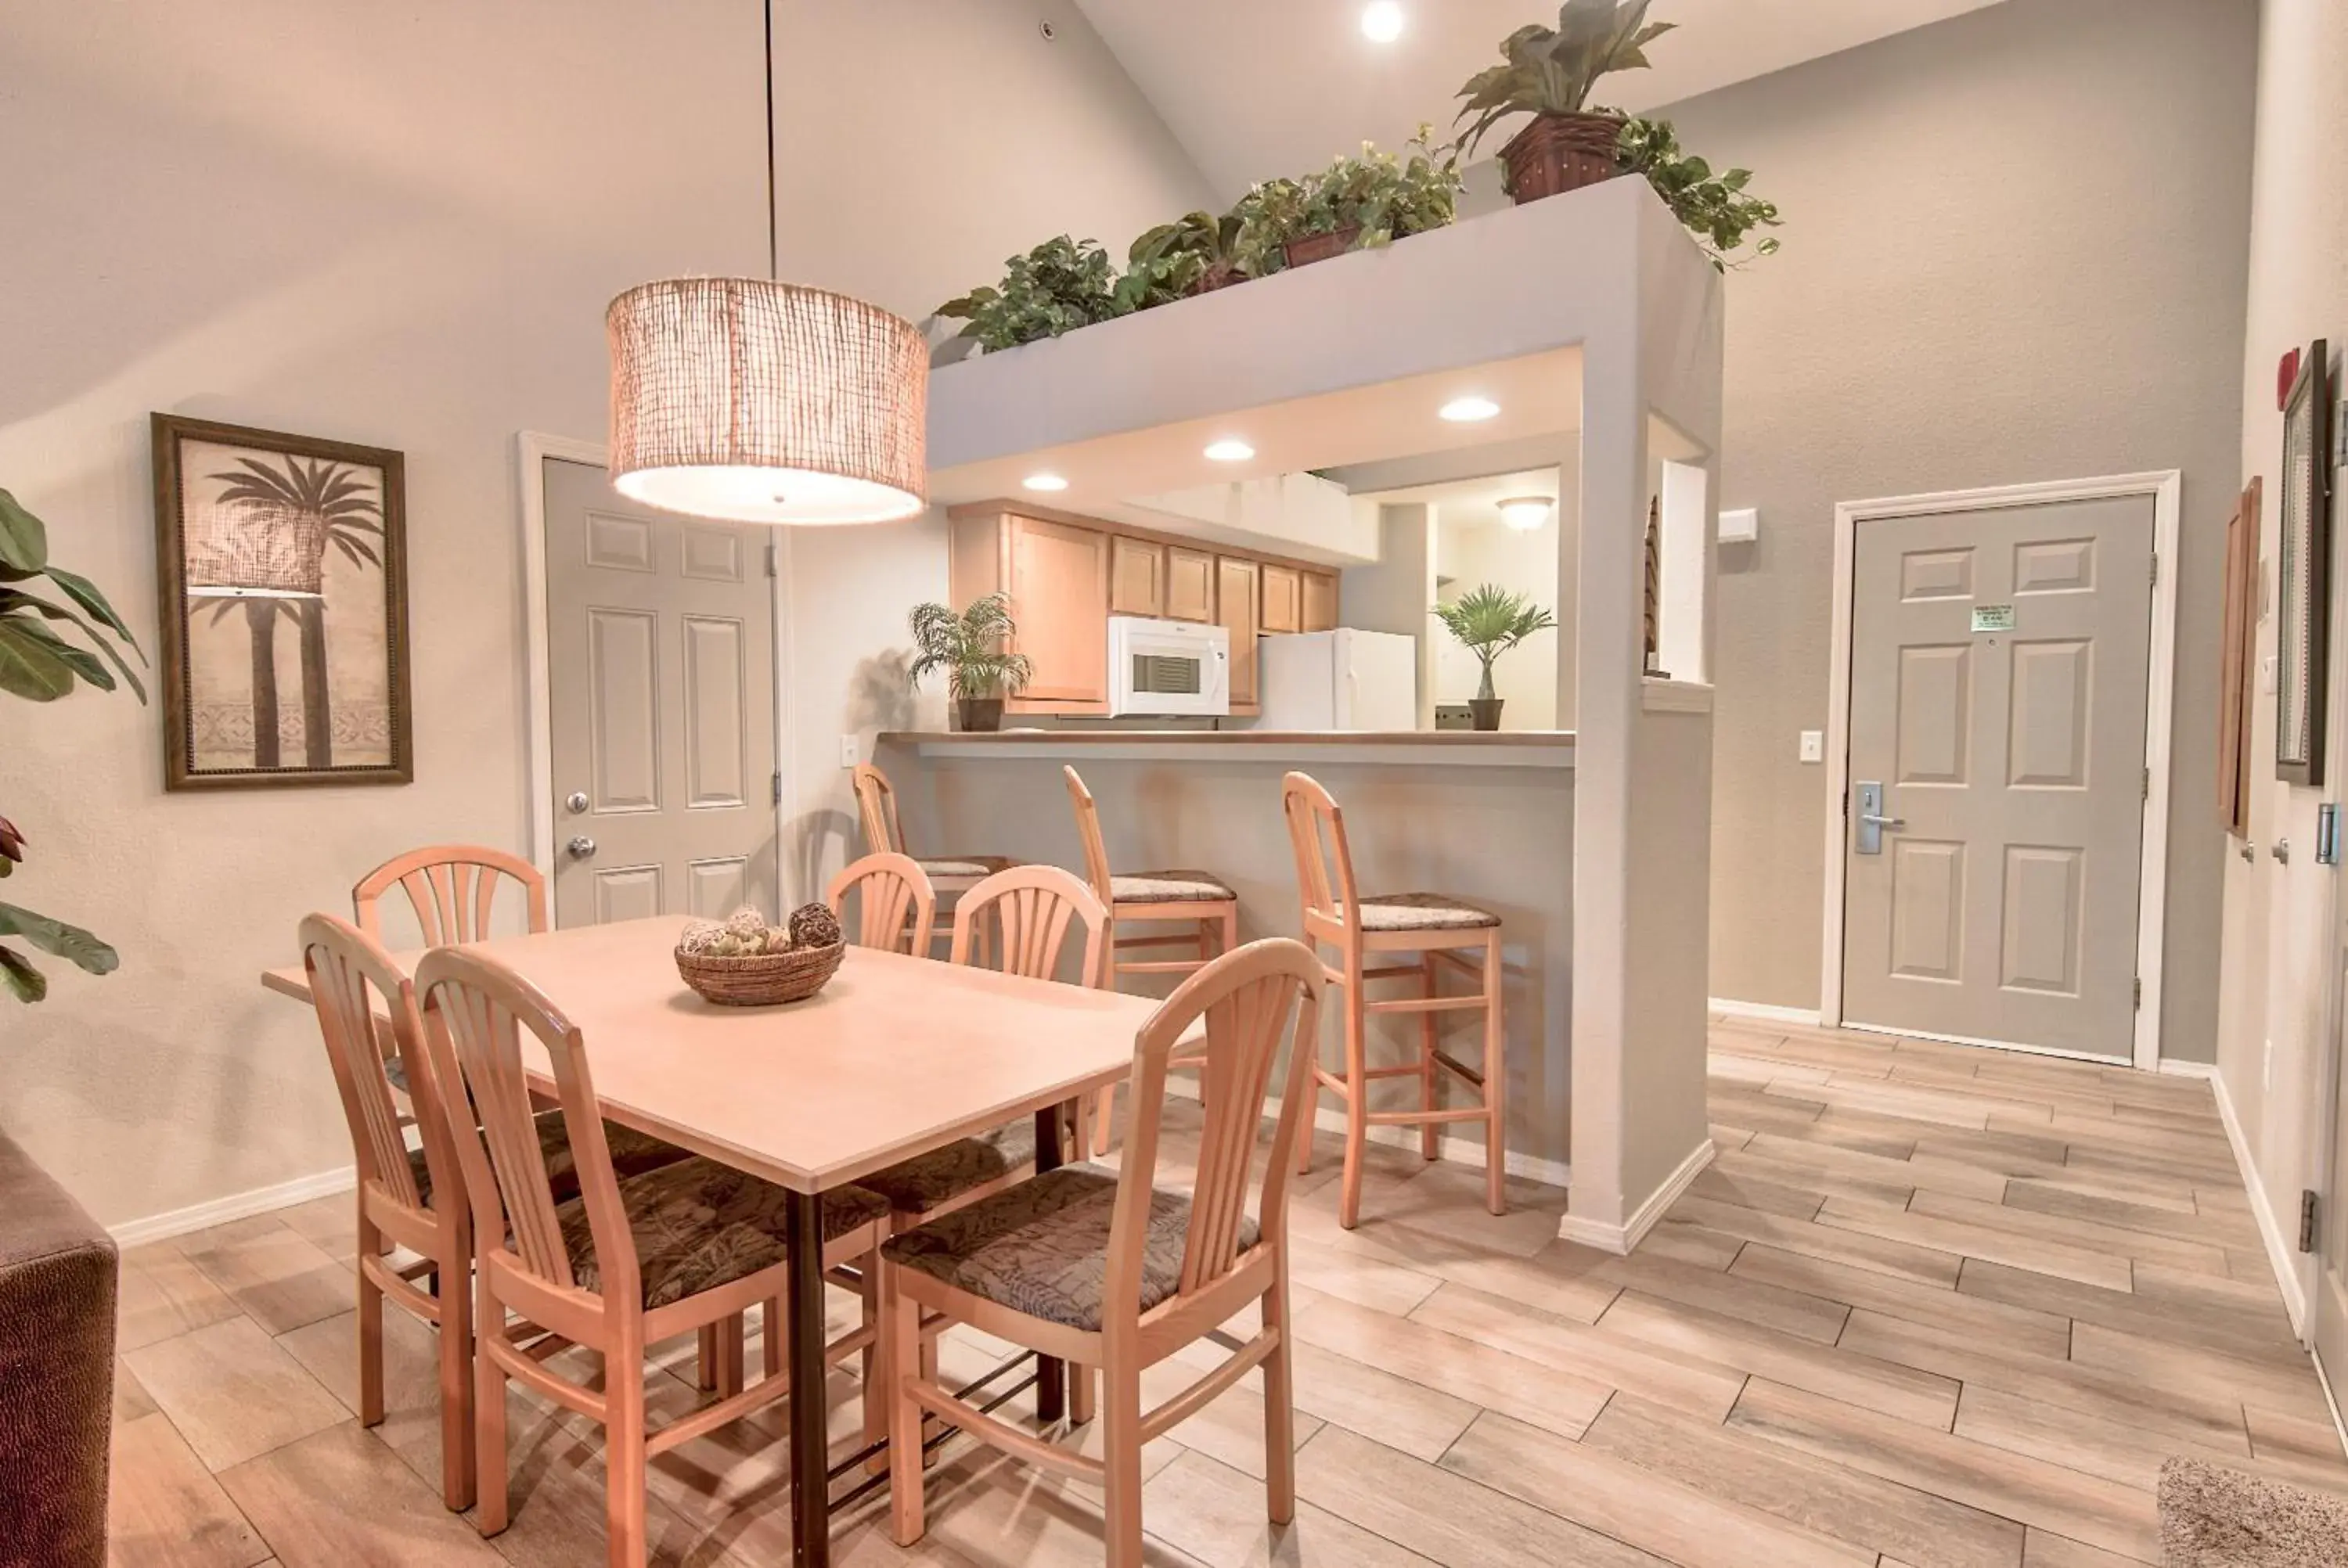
[1860,814,1906,829]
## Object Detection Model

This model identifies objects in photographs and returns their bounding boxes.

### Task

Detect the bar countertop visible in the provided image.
[876,729,1577,768]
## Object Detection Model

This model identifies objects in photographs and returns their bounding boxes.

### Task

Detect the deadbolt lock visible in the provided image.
[565,791,589,815]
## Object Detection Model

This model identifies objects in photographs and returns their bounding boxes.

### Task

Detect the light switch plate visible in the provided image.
[839,735,859,769]
[1719,506,1759,544]
[1799,729,1824,764]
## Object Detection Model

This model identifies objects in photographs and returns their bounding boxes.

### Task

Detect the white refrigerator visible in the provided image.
[1256,629,1418,731]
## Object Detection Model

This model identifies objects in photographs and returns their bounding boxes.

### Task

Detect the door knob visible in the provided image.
[566,836,597,859]
[2273,838,2291,865]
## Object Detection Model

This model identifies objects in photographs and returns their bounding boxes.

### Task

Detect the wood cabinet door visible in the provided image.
[1009,516,1109,703]
[1165,547,1215,623]
[1216,556,1261,707]
[1261,564,1302,634]
[1302,571,1338,632]
[1109,535,1165,618]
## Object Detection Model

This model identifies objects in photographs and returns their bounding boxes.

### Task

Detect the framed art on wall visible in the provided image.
[151,415,412,789]
[2276,342,2332,786]
[2219,476,2262,833]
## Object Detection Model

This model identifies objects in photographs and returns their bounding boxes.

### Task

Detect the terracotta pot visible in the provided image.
[1282,225,1362,269]
[1468,698,1505,732]
[954,697,1004,733]
[1501,112,1625,204]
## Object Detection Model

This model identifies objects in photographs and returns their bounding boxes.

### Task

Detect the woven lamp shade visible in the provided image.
[607,277,928,525]
[184,498,325,599]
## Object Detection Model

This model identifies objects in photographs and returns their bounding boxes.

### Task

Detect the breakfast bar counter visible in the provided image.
[872,728,1576,1182]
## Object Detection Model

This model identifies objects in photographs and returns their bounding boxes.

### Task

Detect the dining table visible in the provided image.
[261,912,1160,1568]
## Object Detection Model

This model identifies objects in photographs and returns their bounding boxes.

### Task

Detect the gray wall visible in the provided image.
[1668,0,2257,1060]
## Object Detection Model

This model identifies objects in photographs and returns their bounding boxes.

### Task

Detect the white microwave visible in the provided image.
[1107,616,1230,717]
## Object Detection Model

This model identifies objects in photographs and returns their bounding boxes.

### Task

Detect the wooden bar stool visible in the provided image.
[1065,764,1237,1153]
[853,763,1013,955]
[1280,771,1507,1229]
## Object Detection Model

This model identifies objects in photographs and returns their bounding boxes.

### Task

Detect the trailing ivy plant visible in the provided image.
[936,236,1128,352]
[0,487,146,1002]
[1617,115,1781,269]
[1235,126,1466,272]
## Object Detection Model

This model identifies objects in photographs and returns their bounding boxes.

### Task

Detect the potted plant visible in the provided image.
[935,236,1127,354]
[1124,210,1254,304]
[1617,115,1782,269]
[1453,0,1673,204]
[0,487,146,1001]
[1432,584,1556,732]
[1237,125,1466,272]
[907,592,1034,732]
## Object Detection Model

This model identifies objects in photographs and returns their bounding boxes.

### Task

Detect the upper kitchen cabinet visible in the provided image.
[1302,571,1338,632]
[949,509,1110,711]
[1216,556,1261,708]
[1165,547,1215,623]
[1261,564,1302,635]
[1109,535,1165,618]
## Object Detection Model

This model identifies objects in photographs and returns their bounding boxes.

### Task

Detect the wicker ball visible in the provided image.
[678,919,726,956]
[724,906,768,942]
[787,902,841,948]
[762,927,795,955]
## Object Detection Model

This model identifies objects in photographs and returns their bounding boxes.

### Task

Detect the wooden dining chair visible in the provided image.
[415,945,890,1568]
[1281,771,1508,1228]
[1065,765,1238,1154]
[826,851,938,955]
[354,844,548,945]
[883,937,1323,1566]
[852,762,1013,954]
[297,913,477,1512]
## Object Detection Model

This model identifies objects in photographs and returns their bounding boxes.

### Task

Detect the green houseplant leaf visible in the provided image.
[907,592,1035,702]
[0,489,49,577]
[1616,115,1783,269]
[1432,584,1558,702]
[1453,0,1673,157]
[0,902,120,976]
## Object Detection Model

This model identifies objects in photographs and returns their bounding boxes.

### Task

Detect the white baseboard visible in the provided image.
[2155,1059,2220,1081]
[2203,1064,2309,1335]
[1557,1136,1716,1256]
[1709,998,1823,1027]
[110,1165,355,1250]
[1161,1078,1570,1191]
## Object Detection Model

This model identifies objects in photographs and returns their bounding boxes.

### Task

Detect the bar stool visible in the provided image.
[1065,764,1238,1153]
[1280,771,1507,1229]
[852,763,1013,955]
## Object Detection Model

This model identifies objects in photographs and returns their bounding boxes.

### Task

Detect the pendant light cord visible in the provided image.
[762,0,778,281]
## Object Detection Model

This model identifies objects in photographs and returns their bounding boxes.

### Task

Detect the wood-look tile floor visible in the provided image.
[107,1017,2348,1567]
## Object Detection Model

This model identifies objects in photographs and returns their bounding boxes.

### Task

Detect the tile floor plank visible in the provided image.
[1406,1282,1748,1423]
[1597,1289,1958,1429]
[106,1412,272,1568]
[1729,1245,2074,1358]
[216,1422,509,1566]
[122,1316,348,1473]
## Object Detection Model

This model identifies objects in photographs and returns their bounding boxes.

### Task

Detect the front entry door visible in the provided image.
[543,458,778,927]
[1840,494,2155,1058]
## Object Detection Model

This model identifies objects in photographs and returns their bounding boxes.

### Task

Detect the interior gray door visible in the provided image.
[543,458,778,928]
[1841,494,2155,1058]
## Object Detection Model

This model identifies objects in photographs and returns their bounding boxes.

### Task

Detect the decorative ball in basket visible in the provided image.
[675,904,845,1006]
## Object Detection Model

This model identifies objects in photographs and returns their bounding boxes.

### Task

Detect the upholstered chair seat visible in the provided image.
[1108,870,1236,903]
[883,1163,1260,1332]
[915,854,1016,881]
[855,1121,1036,1217]
[1352,893,1503,932]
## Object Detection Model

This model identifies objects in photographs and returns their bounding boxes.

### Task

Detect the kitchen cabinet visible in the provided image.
[1165,547,1215,623]
[1216,556,1261,709]
[1261,564,1302,635]
[1302,572,1338,633]
[1109,535,1164,617]
[949,510,1109,710]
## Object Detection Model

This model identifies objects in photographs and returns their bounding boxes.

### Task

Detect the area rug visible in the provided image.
[2159,1456,2348,1566]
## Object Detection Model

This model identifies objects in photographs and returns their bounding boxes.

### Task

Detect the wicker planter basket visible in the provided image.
[1502,112,1624,204]
[1283,225,1362,270]
[675,938,844,1006]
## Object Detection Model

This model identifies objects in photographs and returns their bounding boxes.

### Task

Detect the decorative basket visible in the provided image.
[675,938,845,1007]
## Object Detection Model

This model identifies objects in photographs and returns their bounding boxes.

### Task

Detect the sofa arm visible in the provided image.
[0,1128,117,1568]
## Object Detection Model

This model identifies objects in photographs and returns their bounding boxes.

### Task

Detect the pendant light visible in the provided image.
[606,0,927,525]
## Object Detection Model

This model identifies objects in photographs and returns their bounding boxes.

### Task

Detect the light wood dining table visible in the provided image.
[262,913,1158,1568]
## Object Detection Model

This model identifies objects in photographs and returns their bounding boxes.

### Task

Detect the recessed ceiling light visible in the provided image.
[1204,439,1256,462]
[1361,2,1404,42]
[1022,472,1069,492]
[1439,396,1500,423]
[1497,495,1553,531]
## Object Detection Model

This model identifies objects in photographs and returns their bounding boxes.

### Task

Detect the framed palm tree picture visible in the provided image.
[151,415,412,789]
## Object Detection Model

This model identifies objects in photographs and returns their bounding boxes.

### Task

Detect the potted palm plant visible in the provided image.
[1453,0,1673,204]
[1433,584,1557,732]
[907,592,1034,732]
[0,487,146,1001]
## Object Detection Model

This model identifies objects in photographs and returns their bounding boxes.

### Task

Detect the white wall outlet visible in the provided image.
[1719,506,1759,545]
[838,735,859,769]
[1799,729,1824,764]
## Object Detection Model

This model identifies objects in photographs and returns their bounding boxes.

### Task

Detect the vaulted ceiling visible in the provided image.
[1075,0,2012,201]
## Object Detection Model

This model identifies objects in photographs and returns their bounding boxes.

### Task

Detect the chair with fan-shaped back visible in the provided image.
[825,851,937,955]
[354,845,548,948]
[852,762,1014,954]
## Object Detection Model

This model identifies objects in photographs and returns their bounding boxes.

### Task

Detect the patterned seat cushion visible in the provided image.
[1355,892,1500,932]
[556,1157,888,1310]
[919,854,1016,880]
[1111,870,1235,903]
[405,1112,686,1208]
[883,1164,1258,1332]
[856,1120,1037,1215]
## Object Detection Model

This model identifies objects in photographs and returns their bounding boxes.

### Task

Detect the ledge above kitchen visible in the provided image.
[874,728,1577,768]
